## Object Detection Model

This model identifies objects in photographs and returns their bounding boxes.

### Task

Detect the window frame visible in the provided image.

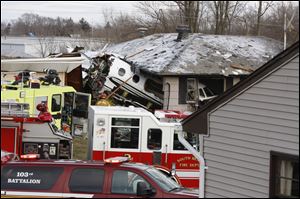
[109,117,141,150]
[269,151,299,198]
[110,169,151,195]
[147,128,162,150]
[51,94,61,112]
[68,168,105,194]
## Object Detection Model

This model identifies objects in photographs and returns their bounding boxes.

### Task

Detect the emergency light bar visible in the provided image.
[20,154,40,160]
[154,110,191,119]
[104,156,131,164]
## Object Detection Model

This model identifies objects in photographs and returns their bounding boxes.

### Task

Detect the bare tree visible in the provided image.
[36,37,57,57]
[135,1,179,33]
[174,1,200,32]
[101,8,141,43]
[208,1,245,35]
[256,1,273,36]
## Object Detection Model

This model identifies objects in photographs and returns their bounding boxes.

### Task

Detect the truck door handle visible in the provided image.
[165,144,168,164]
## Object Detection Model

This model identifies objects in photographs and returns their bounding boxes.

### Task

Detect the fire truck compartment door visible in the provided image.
[1,127,18,154]
[72,92,91,119]
[72,92,91,136]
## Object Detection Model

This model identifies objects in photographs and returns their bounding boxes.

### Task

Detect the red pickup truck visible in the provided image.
[1,156,198,198]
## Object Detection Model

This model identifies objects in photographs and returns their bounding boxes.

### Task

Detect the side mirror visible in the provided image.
[136,181,156,196]
[171,162,176,176]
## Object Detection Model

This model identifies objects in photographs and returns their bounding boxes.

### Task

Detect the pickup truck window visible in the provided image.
[1,166,63,190]
[69,168,104,193]
[145,167,180,192]
[111,170,150,194]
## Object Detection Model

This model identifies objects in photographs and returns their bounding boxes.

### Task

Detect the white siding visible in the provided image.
[204,56,299,198]
[163,77,190,111]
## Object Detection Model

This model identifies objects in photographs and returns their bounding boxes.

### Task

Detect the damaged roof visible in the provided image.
[106,33,283,76]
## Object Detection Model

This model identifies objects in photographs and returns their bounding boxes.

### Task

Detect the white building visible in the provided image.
[1,36,105,58]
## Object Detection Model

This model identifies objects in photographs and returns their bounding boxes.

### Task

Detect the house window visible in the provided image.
[186,78,198,103]
[270,151,299,198]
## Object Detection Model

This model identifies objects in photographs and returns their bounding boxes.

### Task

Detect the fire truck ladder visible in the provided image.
[1,102,30,118]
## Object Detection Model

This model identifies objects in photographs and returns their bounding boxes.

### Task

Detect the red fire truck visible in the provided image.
[1,102,73,159]
[87,106,200,188]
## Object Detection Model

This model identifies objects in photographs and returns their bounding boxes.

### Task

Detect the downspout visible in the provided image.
[165,82,170,110]
[175,125,206,198]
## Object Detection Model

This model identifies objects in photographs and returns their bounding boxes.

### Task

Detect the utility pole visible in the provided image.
[284,12,287,50]
[283,7,296,50]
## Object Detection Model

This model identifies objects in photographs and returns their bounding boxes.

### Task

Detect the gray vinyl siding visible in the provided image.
[204,56,299,198]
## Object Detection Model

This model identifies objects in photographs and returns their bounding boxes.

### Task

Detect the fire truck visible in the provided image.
[1,102,73,159]
[87,106,200,188]
[1,71,91,135]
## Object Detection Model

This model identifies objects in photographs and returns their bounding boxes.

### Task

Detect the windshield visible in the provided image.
[145,167,181,192]
[203,87,215,97]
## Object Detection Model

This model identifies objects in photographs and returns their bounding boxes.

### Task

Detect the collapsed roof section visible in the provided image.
[106,33,283,76]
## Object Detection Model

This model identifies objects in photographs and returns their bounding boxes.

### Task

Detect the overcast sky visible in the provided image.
[1,1,139,26]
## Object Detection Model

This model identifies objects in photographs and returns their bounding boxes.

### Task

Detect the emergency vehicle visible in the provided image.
[1,102,72,159]
[1,155,198,198]
[88,106,200,188]
[1,71,91,135]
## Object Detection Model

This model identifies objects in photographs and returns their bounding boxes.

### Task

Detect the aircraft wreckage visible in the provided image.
[81,51,164,111]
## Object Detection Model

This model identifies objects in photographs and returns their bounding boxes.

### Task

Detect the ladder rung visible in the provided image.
[1,102,30,117]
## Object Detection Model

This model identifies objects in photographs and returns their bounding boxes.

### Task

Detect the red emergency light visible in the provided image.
[20,154,40,160]
[155,110,191,119]
[104,156,131,164]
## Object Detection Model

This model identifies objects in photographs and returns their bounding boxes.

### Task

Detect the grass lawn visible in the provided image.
[72,135,88,160]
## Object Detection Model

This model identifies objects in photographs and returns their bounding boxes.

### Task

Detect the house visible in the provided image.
[182,41,299,198]
[106,33,283,112]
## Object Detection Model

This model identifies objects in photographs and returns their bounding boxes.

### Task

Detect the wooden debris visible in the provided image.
[230,63,254,72]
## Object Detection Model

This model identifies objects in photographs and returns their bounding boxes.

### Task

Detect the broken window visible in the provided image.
[186,78,198,103]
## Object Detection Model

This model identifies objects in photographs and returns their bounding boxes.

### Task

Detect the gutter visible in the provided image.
[175,125,206,198]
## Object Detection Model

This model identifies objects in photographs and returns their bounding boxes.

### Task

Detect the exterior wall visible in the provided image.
[163,77,189,112]
[204,56,299,198]
[1,72,66,86]
[1,43,26,57]
[24,44,42,57]
[1,36,105,58]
